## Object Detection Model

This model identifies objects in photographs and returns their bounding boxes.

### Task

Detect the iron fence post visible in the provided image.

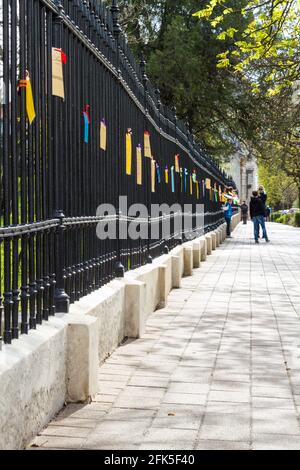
[140,56,152,264]
[111,0,125,278]
[53,1,70,312]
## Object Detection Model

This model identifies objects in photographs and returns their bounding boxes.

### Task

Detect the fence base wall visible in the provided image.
[0,318,68,450]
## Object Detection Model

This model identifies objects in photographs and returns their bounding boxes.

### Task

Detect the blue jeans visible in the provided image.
[225,217,231,236]
[253,215,268,241]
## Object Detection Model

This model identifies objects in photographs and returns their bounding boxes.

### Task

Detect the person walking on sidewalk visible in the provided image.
[250,191,270,244]
[240,201,248,224]
[223,198,233,238]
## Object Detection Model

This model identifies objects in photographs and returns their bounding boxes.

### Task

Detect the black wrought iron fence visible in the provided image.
[0,0,232,347]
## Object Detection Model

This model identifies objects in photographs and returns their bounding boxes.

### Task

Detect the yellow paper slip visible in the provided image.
[190,176,193,195]
[165,167,169,184]
[205,178,211,190]
[25,75,36,124]
[100,120,107,151]
[52,48,65,100]
[144,131,152,158]
[136,145,142,185]
[126,131,132,175]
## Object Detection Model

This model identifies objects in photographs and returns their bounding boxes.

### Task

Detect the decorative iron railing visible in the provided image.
[0,0,233,346]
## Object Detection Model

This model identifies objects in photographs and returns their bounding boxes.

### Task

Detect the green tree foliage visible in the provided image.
[111,1,300,196]
[107,0,255,161]
[192,0,300,96]
[259,162,298,210]
[191,0,300,196]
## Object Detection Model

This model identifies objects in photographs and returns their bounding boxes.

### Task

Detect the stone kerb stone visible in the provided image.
[192,241,202,268]
[205,233,213,255]
[183,245,193,277]
[124,279,146,338]
[211,232,217,251]
[199,236,207,261]
[66,313,99,403]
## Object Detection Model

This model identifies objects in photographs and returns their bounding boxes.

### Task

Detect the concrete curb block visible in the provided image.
[66,314,99,403]
[183,246,193,277]
[171,254,182,289]
[124,280,146,339]
[205,234,213,255]
[211,232,217,251]
[199,236,207,261]
[192,241,202,268]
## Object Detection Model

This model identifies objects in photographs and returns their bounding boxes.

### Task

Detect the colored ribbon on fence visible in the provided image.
[82,105,90,144]
[175,154,180,173]
[52,47,66,100]
[144,131,152,158]
[184,168,188,193]
[100,118,107,151]
[202,179,206,197]
[190,175,193,195]
[156,162,161,183]
[126,129,132,175]
[54,48,67,65]
[192,170,197,183]
[196,181,200,199]
[165,166,169,184]
[136,144,142,185]
[219,185,222,201]
[171,166,175,193]
[214,183,218,202]
[151,159,156,193]
[180,168,183,192]
[205,178,211,190]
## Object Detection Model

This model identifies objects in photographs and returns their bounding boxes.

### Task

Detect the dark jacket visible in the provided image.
[259,191,267,206]
[240,203,248,215]
[250,197,266,219]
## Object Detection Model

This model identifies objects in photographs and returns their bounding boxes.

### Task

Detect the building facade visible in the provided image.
[224,147,258,204]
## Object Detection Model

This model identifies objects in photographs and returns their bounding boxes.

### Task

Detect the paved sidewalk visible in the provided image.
[31,222,300,450]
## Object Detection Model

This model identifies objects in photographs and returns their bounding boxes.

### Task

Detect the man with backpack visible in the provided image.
[250,191,270,244]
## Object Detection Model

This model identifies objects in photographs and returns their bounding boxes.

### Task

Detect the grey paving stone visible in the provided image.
[141,428,197,450]
[171,367,213,383]
[203,412,250,427]
[30,435,85,450]
[196,440,251,450]
[128,376,169,388]
[105,408,156,421]
[39,425,91,439]
[206,401,251,416]
[163,392,207,406]
[252,433,300,450]
[168,382,210,395]
[252,385,293,399]
[252,397,295,410]
[208,390,250,403]
[199,424,251,442]
[210,380,250,392]
[153,404,204,430]
[49,417,98,429]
